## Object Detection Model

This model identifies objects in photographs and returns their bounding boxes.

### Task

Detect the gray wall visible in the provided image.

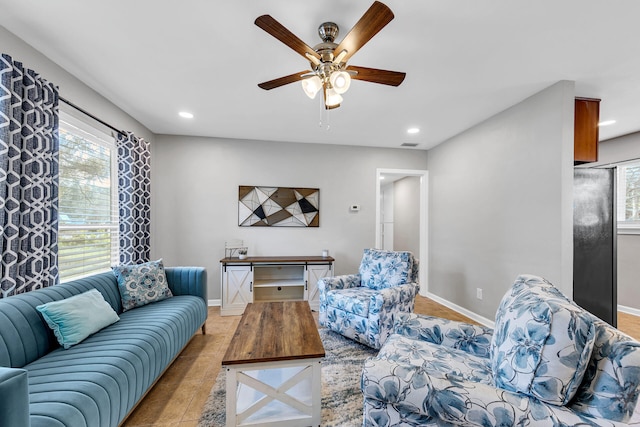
[1,25,153,141]
[427,81,575,321]
[151,135,428,301]
[594,132,640,311]
[393,176,420,256]
[4,24,589,317]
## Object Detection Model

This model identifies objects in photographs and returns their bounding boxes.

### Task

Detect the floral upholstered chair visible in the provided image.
[361,274,640,426]
[318,248,419,349]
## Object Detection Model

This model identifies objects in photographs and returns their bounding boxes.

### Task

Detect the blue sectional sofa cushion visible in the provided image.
[0,266,207,427]
[36,289,120,349]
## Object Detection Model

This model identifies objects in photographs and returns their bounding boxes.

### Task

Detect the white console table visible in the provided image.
[220,256,334,316]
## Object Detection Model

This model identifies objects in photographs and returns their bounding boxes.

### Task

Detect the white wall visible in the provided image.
[151,135,428,301]
[427,81,575,320]
[381,183,394,250]
[592,131,640,311]
[597,132,640,165]
[1,25,153,141]
[393,176,420,255]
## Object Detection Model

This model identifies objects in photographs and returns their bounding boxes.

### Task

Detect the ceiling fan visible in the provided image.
[255,1,406,109]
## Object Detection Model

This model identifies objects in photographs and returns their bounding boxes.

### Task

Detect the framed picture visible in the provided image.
[238,186,319,227]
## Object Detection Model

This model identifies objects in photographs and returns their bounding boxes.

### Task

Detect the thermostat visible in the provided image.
[350,204,360,212]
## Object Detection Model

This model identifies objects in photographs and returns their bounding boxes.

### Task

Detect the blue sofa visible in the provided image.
[0,267,208,427]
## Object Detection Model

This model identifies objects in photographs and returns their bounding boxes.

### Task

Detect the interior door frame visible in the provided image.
[375,168,429,295]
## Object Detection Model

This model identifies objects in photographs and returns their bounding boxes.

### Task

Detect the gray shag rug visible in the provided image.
[198,328,377,426]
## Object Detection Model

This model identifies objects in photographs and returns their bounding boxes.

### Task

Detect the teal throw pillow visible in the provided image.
[112,259,173,311]
[36,289,120,349]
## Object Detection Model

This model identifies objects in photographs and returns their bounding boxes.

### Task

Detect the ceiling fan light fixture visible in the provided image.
[301,76,322,99]
[325,87,343,107]
[255,2,405,112]
[330,70,351,94]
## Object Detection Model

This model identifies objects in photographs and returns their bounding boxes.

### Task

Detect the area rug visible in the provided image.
[198,328,378,427]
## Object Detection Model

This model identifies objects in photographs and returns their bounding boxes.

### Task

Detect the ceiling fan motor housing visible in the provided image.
[314,22,340,65]
[318,22,339,43]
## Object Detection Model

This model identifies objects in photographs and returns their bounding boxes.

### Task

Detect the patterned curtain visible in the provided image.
[0,53,59,298]
[116,131,151,264]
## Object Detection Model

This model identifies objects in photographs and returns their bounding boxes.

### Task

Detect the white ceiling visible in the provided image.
[1,1,639,150]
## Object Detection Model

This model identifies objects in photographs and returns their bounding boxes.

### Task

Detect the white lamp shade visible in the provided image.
[325,87,343,107]
[301,76,322,99]
[329,71,351,94]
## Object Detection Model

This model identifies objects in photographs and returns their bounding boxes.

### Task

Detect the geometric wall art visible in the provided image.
[238,186,319,227]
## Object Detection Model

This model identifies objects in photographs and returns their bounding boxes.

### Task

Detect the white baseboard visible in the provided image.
[618,304,640,317]
[208,299,221,307]
[424,292,495,328]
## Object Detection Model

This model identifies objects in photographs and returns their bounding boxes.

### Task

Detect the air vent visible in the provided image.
[401,142,419,147]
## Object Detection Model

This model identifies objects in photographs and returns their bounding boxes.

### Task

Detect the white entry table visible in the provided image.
[222,301,325,427]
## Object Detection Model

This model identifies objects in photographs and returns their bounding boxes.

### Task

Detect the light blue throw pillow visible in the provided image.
[36,289,120,349]
[112,259,173,311]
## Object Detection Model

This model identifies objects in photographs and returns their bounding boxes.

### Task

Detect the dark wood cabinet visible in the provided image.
[574,97,601,165]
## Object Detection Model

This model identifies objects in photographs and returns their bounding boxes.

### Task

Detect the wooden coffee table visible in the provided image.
[222,301,325,427]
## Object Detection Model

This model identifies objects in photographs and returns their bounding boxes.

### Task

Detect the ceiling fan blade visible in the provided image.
[346,65,406,86]
[255,15,321,62]
[258,71,309,90]
[333,1,394,63]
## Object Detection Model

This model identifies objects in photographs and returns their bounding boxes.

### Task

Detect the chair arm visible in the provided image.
[165,267,207,303]
[318,274,361,292]
[0,367,29,427]
[375,282,420,308]
[362,358,612,426]
[394,313,493,359]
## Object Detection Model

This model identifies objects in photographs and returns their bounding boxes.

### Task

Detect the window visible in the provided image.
[58,112,119,281]
[617,161,640,234]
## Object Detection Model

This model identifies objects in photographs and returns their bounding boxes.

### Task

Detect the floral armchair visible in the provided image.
[361,274,640,426]
[318,248,419,349]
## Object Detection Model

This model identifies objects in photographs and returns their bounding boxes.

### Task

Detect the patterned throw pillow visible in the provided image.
[490,274,596,405]
[359,249,412,290]
[112,259,173,311]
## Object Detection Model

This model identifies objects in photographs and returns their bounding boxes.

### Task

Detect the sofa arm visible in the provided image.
[0,367,29,427]
[394,313,493,358]
[362,358,608,427]
[318,274,361,292]
[165,267,207,303]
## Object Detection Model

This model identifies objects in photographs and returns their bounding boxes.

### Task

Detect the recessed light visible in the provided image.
[407,127,420,134]
[179,111,194,119]
[598,120,616,127]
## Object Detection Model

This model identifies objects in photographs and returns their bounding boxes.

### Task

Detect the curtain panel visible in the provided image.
[0,53,59,298]
[116,131,151,264]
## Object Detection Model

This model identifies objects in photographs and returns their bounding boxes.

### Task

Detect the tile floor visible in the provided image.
[123,296,639,426]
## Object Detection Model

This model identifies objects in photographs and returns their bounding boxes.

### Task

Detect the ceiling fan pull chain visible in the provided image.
[318,95,331,131]
[318,95,324,128]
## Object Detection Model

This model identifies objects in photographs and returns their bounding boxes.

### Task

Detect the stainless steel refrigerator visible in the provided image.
[573,168,617,326]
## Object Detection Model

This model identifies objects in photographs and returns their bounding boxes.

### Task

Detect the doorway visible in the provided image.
[375,168,428,295]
